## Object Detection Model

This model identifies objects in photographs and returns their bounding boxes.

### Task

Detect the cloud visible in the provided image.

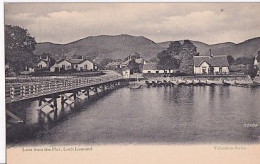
[4,3,260,44]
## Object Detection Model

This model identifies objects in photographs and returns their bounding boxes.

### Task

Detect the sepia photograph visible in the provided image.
[2,1,260,164]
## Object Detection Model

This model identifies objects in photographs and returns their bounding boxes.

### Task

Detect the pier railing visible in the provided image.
[5,75,122,103]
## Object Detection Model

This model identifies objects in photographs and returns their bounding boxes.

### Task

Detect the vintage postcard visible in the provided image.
[3,2,260,164]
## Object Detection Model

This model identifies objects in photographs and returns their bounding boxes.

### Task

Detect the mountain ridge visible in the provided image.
[34,35,260,60]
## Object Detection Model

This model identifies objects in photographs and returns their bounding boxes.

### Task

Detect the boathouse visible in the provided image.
[142,63,171,74]
[193,55,229,75]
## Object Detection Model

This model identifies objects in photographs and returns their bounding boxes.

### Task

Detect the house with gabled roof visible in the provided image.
[193,54,230,75]
[37,54,51,69]
[50,58,97,72]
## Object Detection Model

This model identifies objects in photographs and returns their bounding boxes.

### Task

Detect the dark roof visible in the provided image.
[56,58,93,64]
[56,59,70,64]
[135,58,144,64]
[122,66,130,71]
[143,63,157,70]
[194,55,229,67]
[256,63,260,69]
[69,59,84,64]
[38,59,48,64]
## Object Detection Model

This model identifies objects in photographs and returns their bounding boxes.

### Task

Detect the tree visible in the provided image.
[127,59,140,73]
[5,25,37,73]
[257,51,260,61]
[167,41,182,56]
[227,55,235,65]
[99,58,113,69]
[235,57,254,65]
[157,50,179,71]
[149,56,157,63]
[179,40,197,74]
[41,53,56,67]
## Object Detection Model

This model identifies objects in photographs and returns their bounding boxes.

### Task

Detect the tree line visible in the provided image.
[157,40,199,75]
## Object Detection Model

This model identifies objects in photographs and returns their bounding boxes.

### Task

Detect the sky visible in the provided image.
[4,3,260,44]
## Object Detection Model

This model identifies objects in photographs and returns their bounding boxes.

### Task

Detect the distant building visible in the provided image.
[50,59,72,72]
[120,58,148,71]
[142,63,172,74]
[37,54,51,69]
[254,54,260,76]
[122,66,131,78]
[50,58,97,72]
[105,61,122,70]
[193,55,230,75]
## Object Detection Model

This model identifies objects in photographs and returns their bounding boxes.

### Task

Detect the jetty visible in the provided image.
[6,73,126,123]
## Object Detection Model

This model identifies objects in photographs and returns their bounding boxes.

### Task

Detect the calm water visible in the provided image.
[13,85,260,144]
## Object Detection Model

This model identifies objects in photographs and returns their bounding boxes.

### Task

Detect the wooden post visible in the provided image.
[48,82,51,92]
[61,95,64,104]
[39,99,42,106]
[10,87,14,101]
[41,84,44,94]
[53,97,58,122]
[33,85,36,96]
[94,86,98,95]
[73,91,77,102]
[102,84,105,92]
[61,95,65,109]
[22,86,26,98]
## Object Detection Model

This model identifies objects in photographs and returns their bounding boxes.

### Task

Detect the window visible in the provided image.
[202,67,207,74]
[148,71,151,73]
[156,71,159,73]
[219,67,222,73]
[62,65,65,68]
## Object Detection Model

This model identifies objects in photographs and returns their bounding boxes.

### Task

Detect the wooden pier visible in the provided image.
[6,75,126,123]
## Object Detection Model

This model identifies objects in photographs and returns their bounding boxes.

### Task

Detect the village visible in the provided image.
[5,44,260,87]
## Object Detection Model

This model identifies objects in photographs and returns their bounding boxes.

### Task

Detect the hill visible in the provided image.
[34,34,164,60]
[158,37,260,58]
[34,35,260,61]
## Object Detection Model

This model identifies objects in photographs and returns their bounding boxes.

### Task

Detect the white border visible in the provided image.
[1,0,260,163]
[0,1,5,163]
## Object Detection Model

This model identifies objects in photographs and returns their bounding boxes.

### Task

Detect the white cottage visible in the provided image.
[37,60,49,69]
[37,54,51,69]
[142,63,172,74]
[50,58,97,72]
[50,59,72,72]
[122,66,131,78]
[193,55,229,75]
[73,59,96,71]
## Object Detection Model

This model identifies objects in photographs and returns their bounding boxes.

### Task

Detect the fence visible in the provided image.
[5,75,122,103]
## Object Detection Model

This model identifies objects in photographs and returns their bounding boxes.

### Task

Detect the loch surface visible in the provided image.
[22,85,260,145]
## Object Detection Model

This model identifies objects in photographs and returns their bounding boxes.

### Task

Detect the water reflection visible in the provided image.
[7,85,260,145]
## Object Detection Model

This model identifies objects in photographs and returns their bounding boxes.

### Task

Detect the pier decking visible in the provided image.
[6,74,124,103]
[5,73,125,123]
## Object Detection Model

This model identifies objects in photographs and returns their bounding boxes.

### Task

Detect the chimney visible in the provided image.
[209,49,213,57]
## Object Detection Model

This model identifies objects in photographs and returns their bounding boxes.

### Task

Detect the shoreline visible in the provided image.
[131,75,260,87]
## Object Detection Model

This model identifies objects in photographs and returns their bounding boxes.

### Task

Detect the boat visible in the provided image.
[129,84,142,89]
[222,80,231,86]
